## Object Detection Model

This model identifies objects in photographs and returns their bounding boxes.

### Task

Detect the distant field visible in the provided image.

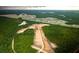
[0,10,79,24]
[35,12,79,25]
[0,15,79,53]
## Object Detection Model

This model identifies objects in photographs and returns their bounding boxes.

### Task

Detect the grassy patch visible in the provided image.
[0,17,19,52]
[43,25,79,53]
[14,29,36,53]
[0,16,37,53]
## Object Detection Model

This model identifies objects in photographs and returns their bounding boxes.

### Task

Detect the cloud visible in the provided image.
[0,0,79,10]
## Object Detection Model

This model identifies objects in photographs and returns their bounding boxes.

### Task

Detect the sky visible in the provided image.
[0,0,79,10]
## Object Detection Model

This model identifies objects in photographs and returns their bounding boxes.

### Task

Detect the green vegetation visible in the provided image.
[0,14,79,53]
[35,11,79,25]
[14,29,36,53]
[43,25,79,53]
[0,16,19,52]
[0,16,36,53]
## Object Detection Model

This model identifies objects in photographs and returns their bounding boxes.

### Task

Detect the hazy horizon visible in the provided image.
[0,0,79,10]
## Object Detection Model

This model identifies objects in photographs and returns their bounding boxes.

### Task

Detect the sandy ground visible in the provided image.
[18,21,27,26]
[0,14,18,18]
[31,24,57,53]
[16,24,57,53]
[17,28,28,34]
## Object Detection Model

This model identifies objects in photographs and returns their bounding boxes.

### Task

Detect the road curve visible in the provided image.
[12,38,16,53]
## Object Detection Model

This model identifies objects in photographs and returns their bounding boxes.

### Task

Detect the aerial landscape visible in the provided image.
[0,10,79,53]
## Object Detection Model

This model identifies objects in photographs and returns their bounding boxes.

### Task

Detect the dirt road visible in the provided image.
[16,24,57,53]
[31,24,57,53]
[12,38,16,53]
